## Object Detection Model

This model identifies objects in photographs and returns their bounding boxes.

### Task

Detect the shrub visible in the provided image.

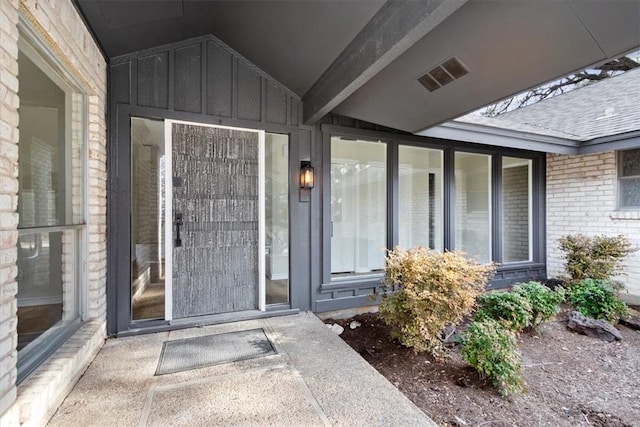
[558,234,634,283]
[379,247,495,358]
[460,319,524,397]
[475,292,533,332]
[566,278,628,323]
[512,281,565,330]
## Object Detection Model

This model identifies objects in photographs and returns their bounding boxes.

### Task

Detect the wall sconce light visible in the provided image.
[300,161,314,189]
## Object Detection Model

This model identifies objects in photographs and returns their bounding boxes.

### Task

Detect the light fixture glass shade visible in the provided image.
[300,162,314,189]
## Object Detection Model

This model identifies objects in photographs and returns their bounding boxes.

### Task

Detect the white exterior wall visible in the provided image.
[547,151,640,303]
[0,0,107,425]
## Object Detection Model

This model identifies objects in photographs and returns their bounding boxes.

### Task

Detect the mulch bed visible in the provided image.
[325,307,640,427]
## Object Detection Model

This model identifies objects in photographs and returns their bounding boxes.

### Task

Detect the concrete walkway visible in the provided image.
[47,313,436,426]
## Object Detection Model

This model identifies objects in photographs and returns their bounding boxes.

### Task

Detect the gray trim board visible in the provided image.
[389,142,399,249]
[119,309,300,338]
[579,133,640,155]
[422,123,640,156]
[419,122,579,154]
[302,0,468,124]
[492,155,502,263]
[490,264,547,289]
[444,148,454,251]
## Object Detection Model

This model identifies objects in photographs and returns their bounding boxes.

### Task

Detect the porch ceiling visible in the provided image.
[74,0,385,96]
[333,0,640,133]
[76,0,640,133]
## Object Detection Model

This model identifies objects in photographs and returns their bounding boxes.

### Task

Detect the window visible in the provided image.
[130,118,165,320]
[265,133,289,304]
[398,146,443,251]
[323,128,543,293]
[331,137,386,277]
[16,37,86,381]
[618,148,640,209]
[455,152,492,263]
[502,157,532,263]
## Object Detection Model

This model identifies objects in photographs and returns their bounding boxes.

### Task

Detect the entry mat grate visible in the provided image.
[155,328,276,375]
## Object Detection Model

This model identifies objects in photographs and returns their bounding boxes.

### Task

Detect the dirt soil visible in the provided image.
[325,307,640,427]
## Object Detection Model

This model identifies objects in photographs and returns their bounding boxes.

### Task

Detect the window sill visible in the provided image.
[610,211,640,220]
[14,320,105,427]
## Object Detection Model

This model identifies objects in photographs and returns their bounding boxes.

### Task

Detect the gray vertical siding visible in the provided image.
[109,35,301,127]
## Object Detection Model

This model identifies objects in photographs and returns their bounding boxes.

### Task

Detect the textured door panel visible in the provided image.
[172,123,259,318]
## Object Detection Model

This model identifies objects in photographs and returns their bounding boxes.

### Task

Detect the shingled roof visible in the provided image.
[456,67,640,142]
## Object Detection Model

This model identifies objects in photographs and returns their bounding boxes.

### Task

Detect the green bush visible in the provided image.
[558,234,634,283]
[379,247,495,358]
[460,319,524,397]
[512,281,565,330]
[475,292,533,332]
[566,279,628,323]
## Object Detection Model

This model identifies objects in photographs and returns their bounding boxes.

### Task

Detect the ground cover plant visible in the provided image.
[513,281,565,331]
[465,282,565,395]
[475,292,533,332]
[566,278,628,323]
[460,318,524,397]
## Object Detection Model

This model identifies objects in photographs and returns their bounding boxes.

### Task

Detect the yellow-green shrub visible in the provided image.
[379,247,495,358]
[558,234,634,284]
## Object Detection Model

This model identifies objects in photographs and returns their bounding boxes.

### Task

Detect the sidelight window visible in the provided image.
[265,133,289,304]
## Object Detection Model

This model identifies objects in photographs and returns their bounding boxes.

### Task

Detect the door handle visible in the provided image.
[174,213,183,247]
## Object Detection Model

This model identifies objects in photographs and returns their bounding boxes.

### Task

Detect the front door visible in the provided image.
[165,121,265,320]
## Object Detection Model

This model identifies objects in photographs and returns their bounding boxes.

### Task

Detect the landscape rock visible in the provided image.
[440,324,460,345]
[329,324,344,335]
[567,311,622,342]
[349,321,361,330]
[619,307,640,331]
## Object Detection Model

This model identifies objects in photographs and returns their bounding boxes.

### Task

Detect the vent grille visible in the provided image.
[418,57,469,92]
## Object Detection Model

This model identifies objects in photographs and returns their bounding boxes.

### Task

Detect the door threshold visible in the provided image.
[119,308,299,337]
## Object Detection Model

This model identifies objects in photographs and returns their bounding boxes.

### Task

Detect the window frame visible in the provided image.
[320,124,546,292]
[15,21,89,384]
[397,145,445,252]
[327,135,390,281]
[500,157,534,264]
[617,148,640,210]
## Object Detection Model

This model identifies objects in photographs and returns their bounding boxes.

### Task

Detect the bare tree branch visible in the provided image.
[481,55,640,117]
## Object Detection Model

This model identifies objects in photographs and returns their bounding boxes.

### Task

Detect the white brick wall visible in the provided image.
[0,1,21,423]
[0,0,107,425]
[547,152,640,303]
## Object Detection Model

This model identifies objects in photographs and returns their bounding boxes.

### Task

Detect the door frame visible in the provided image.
[164,119,266,321]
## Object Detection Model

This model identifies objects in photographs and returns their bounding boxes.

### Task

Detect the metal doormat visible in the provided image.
[155,328,276,375]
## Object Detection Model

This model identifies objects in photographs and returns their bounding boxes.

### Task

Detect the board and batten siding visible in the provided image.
[107,34,311,335]
[109,35,301,127]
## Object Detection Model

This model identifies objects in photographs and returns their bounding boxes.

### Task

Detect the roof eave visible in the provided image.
[417,121,580,155]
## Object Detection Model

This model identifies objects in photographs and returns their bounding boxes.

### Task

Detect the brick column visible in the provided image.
[0,0,20,422]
